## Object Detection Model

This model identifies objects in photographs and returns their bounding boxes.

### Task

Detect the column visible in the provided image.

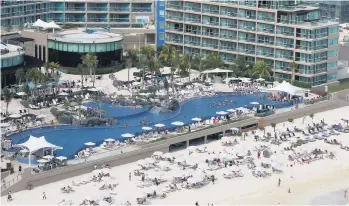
[204,136,207,144]
[186,140,189,148]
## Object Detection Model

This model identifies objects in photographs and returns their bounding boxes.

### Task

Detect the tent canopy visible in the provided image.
[201,68,234,74]
[267,81,306,95]
[15,135,63,154]
[32,19,61,30]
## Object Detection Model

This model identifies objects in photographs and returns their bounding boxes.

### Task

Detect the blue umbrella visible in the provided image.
[27,82,34,88]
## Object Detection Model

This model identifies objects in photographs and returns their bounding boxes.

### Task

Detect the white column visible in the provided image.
[28,152,31,168]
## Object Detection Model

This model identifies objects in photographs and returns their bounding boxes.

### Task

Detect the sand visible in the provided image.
[2,106,349,205]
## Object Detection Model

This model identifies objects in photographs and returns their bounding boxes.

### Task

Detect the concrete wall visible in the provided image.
[339,43,349,61]
[331,88,349,100]
[21,30,48,63]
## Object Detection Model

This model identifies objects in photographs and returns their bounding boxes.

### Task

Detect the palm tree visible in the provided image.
[2,88,13,115]
[179,54,189,78]
[140,45,156,87]
[125,48,139,67]
[148,56,161,75]
[271,122,277,132]
[290,61,298,84]
[22,83,31,97]
[77,63,87,91]
[75,96,84,121]
[44,62,60,76]
[15,68,26,85]
[160,45,178,92]
[250,61,271,78]
[228,57,249,77]
[26,68,44,101]
[202,52,224,70]
[81,53,98,87]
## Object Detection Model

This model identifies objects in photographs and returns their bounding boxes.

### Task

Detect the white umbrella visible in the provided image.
[37,159,50,163]
[9,114,21,118]
[36,114,46,119]
[191,117,202,122]
[216,111,228,115]
[84,142,96,146]
[153,151,163,156]
[227,109,236,112]
[56,156,67,161]
[230,127,239,132]
[16,92,27,96]
[43,155,54,159]
[142,126,152,131]
[58,92,69,96]
[187,146,196,151]
[175,82,184,86]
[154,123,165,128]
[20,149,29,153]
[104,138,115,142]
[0,123,10,127]
[250,102,259,105]
[88,88,99,92]
[171,121,184,126]
[121,133,134,138]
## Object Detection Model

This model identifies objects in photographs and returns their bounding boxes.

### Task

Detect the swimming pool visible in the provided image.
[10,93,292,159]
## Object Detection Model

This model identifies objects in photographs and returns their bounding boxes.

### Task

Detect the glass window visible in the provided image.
[63,43,68,51]
[160,10,164,16]
[43,46,46,62]
[328,38,338,45]
[327,62,337,69]
[327,50,337,57]
[39,45,42,60]
[78,44,84,52]
[84,44,89,52]
[90,44,96,52]
[69,43,78,52]
[327,73,337,80]
[159,32,165,40]
[159,0,165,6]
[107,43,111,51]
[159,21,165,28]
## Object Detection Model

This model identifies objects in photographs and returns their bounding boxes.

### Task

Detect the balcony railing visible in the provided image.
[257,52,274,57]
[87,18,107,22]
[202,43,219,49]
[276,55,293,60]
[110,18,129,22]
[238,49,255,54]
[239,26,256,31]
[258,40,275,45]
[220,12,238,17]
[87,7,107,11]
[66,7,85,11]
[167,27,183,32]
[184,30,201,35]
[167,16,183,21]
[258,16,275,22]
[167,38,183,43]
[66,18,85,22]
[184,7,201,12]
[184,18,200,23]
[220,34,237,40]
[258,28,274,34]
[296,45,328,51]
[220,46,236,51]
[239,14,256,20]
[239,38,256,43]
[50,7,65,11]
[276,43,293,48]
[220,23,238,28]
[110,7,130,12]
[202,32,219,37]
[132,7,152,12]
[296,33,328,39]
[203,21,219,26]
[167,4,183,10]
[184,41,201,46]
[276,30,294,36]
[202,9,219,14]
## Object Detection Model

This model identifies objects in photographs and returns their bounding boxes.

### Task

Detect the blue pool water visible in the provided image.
[10,93,292,159]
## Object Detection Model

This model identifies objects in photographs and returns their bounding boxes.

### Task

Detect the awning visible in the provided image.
[14,135,63,154]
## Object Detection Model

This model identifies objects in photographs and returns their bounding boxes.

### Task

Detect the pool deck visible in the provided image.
[2,98,349,196]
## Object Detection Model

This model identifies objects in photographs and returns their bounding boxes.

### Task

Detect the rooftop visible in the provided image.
[0,43,24,59]
[48,28,123,44]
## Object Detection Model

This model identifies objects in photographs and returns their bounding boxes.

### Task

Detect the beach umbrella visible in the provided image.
[187,146,196,151]
[105,138,115,142]
[216,111,228,115]
[145,157,155,164]
[191,117,202,122]
[37,159,50,163]
[142,126,152,131]
[88,88,99,92]
[175,82,184,86]
[20,149,29,153]
[154,123,165,128]
[0,123,10,127]
[171,121,184,126]
[16,92,27,96]
[9,114,21,118]
[56,156,67,161]
[84,142,96,146]
[43,155,54,159]
[153,151,163,156]
[250,102,259,105]
[121,133,134,138]
[227,109,236,112]
[58,92,69,96]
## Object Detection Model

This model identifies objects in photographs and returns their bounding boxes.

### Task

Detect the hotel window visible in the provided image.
[39,45,42,60]
[159,32,164,40]
[43,46,46,62]
[159,21,165,29]
[159,0,165,6]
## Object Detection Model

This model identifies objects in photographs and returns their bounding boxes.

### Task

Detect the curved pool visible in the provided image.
[10,93,292,159]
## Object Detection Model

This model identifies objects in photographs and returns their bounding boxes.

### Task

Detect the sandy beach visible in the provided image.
[2,106,349,205]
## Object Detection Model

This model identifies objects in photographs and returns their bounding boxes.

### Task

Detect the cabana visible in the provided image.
[267,81,306,96]
[201,68,234,82]
[14,135,63,167]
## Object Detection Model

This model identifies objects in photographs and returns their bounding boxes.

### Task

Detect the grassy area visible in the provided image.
[328,79,349,93]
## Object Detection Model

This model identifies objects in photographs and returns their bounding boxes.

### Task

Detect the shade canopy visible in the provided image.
[33,19,61,30]
[15,135,63,154]
[121,133,134,138]
[267,81,306,95]
[154,123,165,128]
[201,68,234,74]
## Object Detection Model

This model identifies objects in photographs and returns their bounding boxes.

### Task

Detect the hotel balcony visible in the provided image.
[87,7,107,12]
[167,3,183,10]
[202,43,219,50]
[257,15,275,23]
[167,15,183,22]
[238,25,256,32]
[184,6,201,13]
[167,37,183,44]
[220,22,238,29]
[220,34,237,40]
[238,37,256,44]
[202,21,219,27]
[202,32,219,38]
[256,51,274,58]
[220,46,236,52]
[65,18,85,23]
[110,4,130,12]
[167,27,183,33]
[110,17,129,23]
[65,7,85,12]
[184,17,200,24]
[184,40,201,47]
[87,17,107,23]
[184,29,201,35]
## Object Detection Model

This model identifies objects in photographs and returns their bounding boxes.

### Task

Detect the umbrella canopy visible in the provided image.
[20,149,29,153]
[9,114,21,118]
[191,117,202,122]
[227,109,236,112]
[216,111,228,115]
[250,102,259,105]
[201,68,234,74]
[105,138,115,142]
[142,126,152,131]
[15,135,63,154]
[37,159,50,163]
[267,81,306,95]
[154,123,165,128]
[56,156,67,161]
[171,121,184,126]
[16,92,27,96]
[58,92,69,96]
[36,114,46,119]
[153,151,163,156]
[43,155,54,159]
[121,133,134,138]
[84,142,96,146]
[88,88,99,92]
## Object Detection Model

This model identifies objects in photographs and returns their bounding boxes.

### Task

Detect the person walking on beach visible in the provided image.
[7,191,12,202]
[257,151,261,159]
[195,201,199,206]
[129,172,131,181]
[302,114,306,124]
[345,189,347,198]
[42,192,46,200]
[278,178,281,187]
